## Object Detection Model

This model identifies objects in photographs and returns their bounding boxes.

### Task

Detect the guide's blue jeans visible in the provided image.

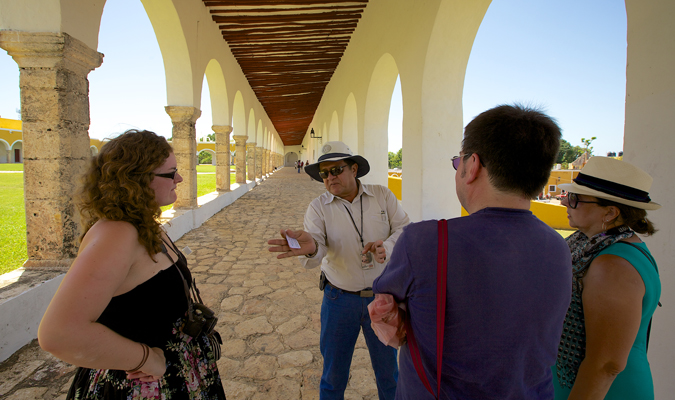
[320,284,398,399]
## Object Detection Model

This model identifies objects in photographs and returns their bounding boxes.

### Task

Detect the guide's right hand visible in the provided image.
[268,229,317,259]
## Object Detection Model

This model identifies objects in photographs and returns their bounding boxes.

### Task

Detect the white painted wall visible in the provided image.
[623,0,675,396]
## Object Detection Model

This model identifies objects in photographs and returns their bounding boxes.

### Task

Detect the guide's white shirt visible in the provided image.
[300,181,410,292]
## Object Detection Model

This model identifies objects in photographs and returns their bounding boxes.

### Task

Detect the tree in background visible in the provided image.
[581,136,597,156]
[557,139,585,168]
[198,151,213,164]
[388,148,402,169]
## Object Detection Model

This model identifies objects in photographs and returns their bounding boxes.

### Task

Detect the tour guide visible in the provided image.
[269,141,410,399]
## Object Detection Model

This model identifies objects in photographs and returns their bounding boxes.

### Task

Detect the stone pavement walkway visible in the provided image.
[0,167,383,400]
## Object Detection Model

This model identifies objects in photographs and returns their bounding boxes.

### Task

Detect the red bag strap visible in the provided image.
[405,219,448,399]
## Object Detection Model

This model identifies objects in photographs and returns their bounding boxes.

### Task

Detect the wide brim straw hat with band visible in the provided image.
[559,157,661,210]
[304,141,370,183]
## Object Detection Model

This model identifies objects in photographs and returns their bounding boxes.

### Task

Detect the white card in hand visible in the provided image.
[286,237,301,249]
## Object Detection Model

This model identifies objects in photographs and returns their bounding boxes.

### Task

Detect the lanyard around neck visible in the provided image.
[343,193,364,248]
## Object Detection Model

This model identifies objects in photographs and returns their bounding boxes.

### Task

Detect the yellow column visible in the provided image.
[246,142,256,181]
[232,135,247,184]
[255,146,263,179]
[0,32,102,268]
[165,106,200,208]
[213,125,232,192]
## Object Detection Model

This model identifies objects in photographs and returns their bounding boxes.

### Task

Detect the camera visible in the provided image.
[182,302,218,338]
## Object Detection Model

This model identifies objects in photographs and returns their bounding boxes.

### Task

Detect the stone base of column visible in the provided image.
[23,259,74,270]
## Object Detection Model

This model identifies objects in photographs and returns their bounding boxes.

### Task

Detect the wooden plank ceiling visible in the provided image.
[202,0,368,146]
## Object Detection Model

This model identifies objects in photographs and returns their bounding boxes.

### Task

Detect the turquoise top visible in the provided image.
[553,241,661,399]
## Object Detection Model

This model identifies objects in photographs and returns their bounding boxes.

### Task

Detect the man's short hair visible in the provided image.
[462,104,561,198]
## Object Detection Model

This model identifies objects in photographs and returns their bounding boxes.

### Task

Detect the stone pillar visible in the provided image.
[262,149,268,175]
[213,125,232,192]
[246,142,256,181]
[255,146,263,179]
[267,150,273,174]
[165,106,200,208]
[232,135,247,184]
[0,32,102,269]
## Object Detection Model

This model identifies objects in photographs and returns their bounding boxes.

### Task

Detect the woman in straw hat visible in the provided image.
[552,157,661,400]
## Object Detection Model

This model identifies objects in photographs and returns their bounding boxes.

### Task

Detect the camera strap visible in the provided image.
[161,236,200,322]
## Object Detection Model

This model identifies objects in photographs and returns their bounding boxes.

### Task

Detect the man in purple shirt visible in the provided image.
[373,104,573,400]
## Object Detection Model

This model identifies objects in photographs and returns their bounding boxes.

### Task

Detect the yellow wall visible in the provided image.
[461,201,571,230]
[0,118,22,130]
[543,170,579,197]
[388,176,402,200]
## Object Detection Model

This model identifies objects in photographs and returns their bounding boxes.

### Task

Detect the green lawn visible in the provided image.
[0,164,237,274]
[0,171,27,275]
[0,163,24,171]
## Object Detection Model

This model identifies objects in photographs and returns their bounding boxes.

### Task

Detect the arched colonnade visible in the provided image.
[0,0,284,271]
[1,0,675,395]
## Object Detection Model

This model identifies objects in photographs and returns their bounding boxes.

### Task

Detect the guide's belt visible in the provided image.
[326,281,374,297]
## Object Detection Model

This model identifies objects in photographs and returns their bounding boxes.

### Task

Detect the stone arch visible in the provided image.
[285,152,299,167]
[329,111,339,142]
[232,91,246,136]
[412,0,491,220]
[142,1,193,105]
[204,59,230,126]
[247,109,256,142]
[363,53,399,186]
[256,120,263,143]
[10,140,22,163]
[343,93,358,151]
[198,148,216,165]
[0,138,10,163]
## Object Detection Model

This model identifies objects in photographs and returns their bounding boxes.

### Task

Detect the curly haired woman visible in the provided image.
[38,130,226,399]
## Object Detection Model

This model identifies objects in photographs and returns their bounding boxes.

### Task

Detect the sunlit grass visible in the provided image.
[160,166,236,212]
[0,172,27,275]
[0,163,23,171]
[0,164,245,274]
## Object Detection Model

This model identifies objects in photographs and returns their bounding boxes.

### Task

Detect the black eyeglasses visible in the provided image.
[154,170,178,180]
[452,154,471,170]
[318,165,348,179]
[566,192,601,209]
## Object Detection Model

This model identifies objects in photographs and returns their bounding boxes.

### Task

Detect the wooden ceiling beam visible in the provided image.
[212,12,363,24]
[204,0,367,6]
[209,5,364,14]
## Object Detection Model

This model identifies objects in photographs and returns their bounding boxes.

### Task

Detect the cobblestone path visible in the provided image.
[0,167,383,400]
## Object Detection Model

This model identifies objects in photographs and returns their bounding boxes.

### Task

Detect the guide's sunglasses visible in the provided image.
[154,170,178,180]
[318,165,348,180]
[565,192,601,209]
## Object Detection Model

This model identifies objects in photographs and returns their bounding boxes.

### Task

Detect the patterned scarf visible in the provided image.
[555,225,634,388]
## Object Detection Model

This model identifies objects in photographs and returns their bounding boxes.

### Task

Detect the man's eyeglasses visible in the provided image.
[318,165,348,180]
[155,170,178,180]
[452,154,471,170]
[566,192,601,209]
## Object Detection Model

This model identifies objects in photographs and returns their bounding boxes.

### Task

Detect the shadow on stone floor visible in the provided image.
[0,168,382,400]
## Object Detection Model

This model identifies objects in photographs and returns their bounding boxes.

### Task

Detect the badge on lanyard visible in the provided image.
[360,250,375,270]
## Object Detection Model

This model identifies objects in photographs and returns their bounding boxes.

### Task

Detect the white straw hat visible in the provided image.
[304,141,370,182]
[559,157,660,210]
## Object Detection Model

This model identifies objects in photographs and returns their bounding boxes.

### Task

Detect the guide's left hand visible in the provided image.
[363,240,386,263]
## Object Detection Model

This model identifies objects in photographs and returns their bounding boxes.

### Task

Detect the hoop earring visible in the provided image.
[602,220,607,231]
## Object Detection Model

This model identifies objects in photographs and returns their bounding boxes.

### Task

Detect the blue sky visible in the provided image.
[0,0,626,156]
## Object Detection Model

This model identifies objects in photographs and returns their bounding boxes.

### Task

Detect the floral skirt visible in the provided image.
[67,321,226,400]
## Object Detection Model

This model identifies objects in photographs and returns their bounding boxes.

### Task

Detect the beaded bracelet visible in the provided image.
[126,343,150,373]
[307,238,319,258]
